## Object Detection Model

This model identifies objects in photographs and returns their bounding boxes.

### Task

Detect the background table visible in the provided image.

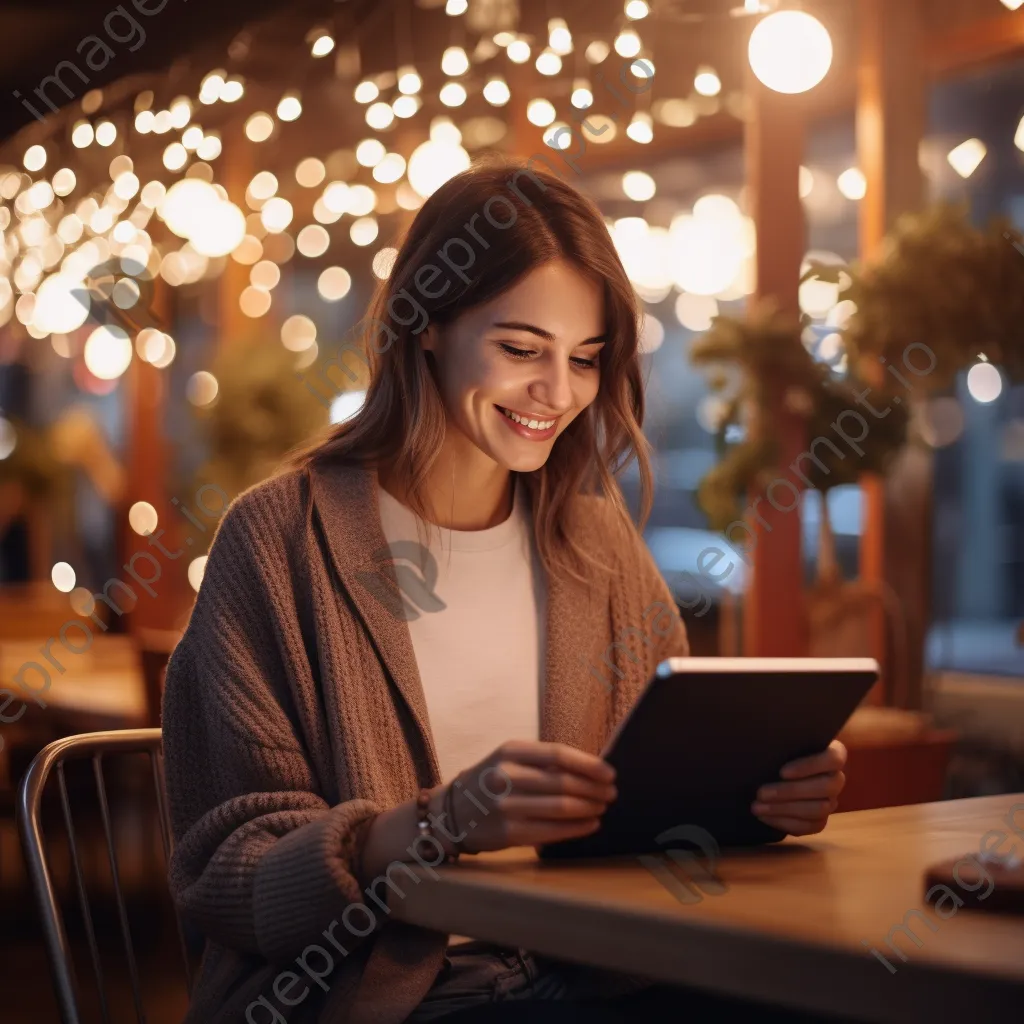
[390,795,1024,1023]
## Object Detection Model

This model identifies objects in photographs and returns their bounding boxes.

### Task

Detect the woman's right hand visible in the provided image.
[446,740,617,853]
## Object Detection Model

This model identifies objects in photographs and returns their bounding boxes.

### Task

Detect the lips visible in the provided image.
[496,404,560,441]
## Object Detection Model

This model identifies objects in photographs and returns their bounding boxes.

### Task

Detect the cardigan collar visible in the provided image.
[306,459,608,782]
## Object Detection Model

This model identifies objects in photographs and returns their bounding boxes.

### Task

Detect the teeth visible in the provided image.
[501,407,555,430]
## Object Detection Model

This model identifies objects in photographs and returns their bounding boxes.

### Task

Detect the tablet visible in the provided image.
[538,657,878,860]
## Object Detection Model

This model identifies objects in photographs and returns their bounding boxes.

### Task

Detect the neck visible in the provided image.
[380,429,514,531]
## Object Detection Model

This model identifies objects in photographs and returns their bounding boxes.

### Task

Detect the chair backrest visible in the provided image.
[17,728,193,1024]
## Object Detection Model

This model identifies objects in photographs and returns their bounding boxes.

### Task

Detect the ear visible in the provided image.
[419,322,439,354]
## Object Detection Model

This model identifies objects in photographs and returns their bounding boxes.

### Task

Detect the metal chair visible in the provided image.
[17,728,194,1024]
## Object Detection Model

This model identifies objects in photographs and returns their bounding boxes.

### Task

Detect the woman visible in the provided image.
[162,159,847,1023]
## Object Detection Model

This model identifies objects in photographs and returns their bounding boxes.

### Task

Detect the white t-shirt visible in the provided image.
[376,475,546,784]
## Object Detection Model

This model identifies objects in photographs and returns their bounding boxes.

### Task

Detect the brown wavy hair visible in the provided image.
[286,157,652,585]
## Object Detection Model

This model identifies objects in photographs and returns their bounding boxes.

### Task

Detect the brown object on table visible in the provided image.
[924,851,1024,915]
[389,794,1024,1023]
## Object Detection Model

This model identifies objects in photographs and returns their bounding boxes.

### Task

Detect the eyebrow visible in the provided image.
[492,320,606,346]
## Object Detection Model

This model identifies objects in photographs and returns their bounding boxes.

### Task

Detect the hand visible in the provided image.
[447,740,617,854]
[751,740,847,837]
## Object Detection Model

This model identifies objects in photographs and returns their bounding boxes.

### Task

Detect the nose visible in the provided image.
[527,353,574,414]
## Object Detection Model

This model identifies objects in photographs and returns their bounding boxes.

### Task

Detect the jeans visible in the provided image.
[405,940,654,1022]
[406,941,858,1023]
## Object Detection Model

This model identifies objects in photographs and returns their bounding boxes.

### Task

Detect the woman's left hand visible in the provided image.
[751,740,847,837]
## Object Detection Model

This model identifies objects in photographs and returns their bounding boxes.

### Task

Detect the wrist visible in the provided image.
[417,785,460,862]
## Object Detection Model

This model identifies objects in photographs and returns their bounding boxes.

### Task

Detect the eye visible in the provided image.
[499,343,533,360]
[571,355,599,369]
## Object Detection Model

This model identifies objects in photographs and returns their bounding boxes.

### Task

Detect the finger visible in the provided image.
[497,741,615,783]
[497,763,618,802]
[755,814,830,837]
[780,740,847,780]
[510,817,603,846]
[756,772,845,804]
[496,794,612,821]
[751,798,837,819]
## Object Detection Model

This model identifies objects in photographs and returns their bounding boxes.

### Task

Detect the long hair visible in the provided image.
[286,157,653,586]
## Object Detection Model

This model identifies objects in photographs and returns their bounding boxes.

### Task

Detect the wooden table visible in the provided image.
[390,795,1024,1022]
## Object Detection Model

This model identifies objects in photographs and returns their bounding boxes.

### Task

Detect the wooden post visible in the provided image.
[121,277,188,632]
[857,0,927,706]
[219,120,258,346]
[741,67,809,657]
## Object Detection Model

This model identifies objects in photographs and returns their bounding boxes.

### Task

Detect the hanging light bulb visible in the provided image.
[366,102,395,129]
[446,0,468,13]
[311,33,335,57]
[571,79,593,108]
[548,18,573,55]
[614,28,641,58]
[694,66,721,97]
[626,111,653,143]
[483,77,511,106]
[527,99,556,127]
[442,46,469,76]
[748,11,833,94]
[506,38,531,63]
[392,94,420,118]
[536,49,562,75]
[947,139,987,178]
[277,92,302,122]
[966,360,1002,404]
[354,80,379,104]
[625,0,650,18]
[397,65,422,94]
[439,82,467,107]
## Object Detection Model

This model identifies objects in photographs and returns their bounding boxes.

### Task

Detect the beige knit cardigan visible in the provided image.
[161,459,690,1023]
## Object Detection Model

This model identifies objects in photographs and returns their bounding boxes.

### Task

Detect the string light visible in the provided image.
[571,79,593,108]
[483,77,511,106]
[277,93,302,122]
[296,158,326,187]
[527,99,556,127]
[947,139,987,178]
[392,95,420,118]
[586,40,610,63]
[221,78,245,102]
[625,0,650,18]
[439,82,467,107]
[366,101,395,129]
[748,11,833,94]
[442,46,469,76]
[694,66,721,96]
[398,66,422,94]
[506,38,531,63]
[355,139,385,168]
[354,80,379,103]
[245,113,275,142]
[311,33,335,57]
[536,49,562,75]
[446,0,468,13]
[95,122,117,146]
[626,111,653,143]
[373,153,406,184]
[72,121,94,147]
[548,18,573,55]
[622,170,656,201]
[614,29,641,58]
[318,266,352,301]
[837,167,866,200]
[350,217,379,246]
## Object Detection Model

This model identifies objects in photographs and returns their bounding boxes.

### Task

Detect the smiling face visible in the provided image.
[421,259,606,473]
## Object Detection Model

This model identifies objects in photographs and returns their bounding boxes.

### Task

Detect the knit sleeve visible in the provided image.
[161,493,382,964]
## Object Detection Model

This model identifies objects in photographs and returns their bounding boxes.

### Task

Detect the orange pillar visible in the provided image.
[741,68,809,657]
[857,0,926,704]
